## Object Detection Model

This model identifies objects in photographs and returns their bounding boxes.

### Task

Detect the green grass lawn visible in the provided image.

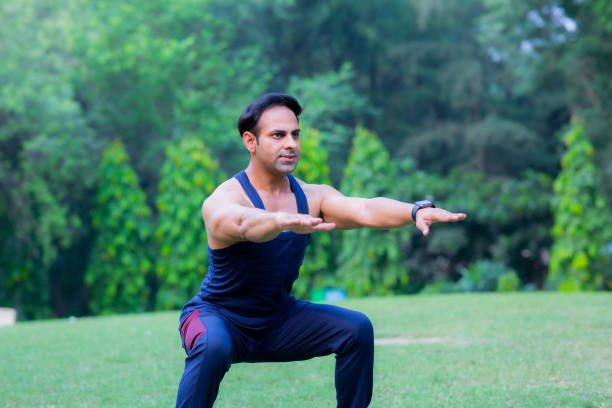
[1,293,612,407]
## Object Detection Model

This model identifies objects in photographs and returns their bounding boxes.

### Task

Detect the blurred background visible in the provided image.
[1,0,611,321]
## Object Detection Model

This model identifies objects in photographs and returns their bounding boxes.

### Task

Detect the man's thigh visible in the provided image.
[180,302,259,363]
[179,308,233,356]
[249,300,371,362]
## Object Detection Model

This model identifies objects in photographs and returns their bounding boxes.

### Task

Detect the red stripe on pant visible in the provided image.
[180,309,207,351]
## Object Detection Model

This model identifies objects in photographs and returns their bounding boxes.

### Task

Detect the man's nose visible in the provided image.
[284,135,297,149]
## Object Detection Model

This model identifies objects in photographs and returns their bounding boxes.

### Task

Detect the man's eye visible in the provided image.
[273,133,283,138]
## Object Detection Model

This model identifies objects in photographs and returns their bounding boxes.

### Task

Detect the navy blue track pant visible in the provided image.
[176,299,374,408]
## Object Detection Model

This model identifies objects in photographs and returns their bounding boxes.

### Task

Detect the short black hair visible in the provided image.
[238,93,302,137]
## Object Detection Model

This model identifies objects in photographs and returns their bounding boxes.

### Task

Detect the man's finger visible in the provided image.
[415,218,429,236]
[309,217,323,225]
[312,222,335,231]
[294,216,321,226]
[430,211,466,222]
[442,213,465,221]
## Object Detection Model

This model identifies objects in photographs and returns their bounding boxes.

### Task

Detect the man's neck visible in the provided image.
[244,162,290,195]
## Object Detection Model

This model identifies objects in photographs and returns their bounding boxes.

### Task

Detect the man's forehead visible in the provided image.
[258,105,299,129]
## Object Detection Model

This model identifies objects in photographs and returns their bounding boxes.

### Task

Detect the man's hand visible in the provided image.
[275,213,336,234]
[414,208,466,236]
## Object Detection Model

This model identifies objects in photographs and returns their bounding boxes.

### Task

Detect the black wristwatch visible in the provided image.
[411,200,435,221]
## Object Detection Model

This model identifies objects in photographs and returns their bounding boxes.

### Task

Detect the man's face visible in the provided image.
[247,105,301,174]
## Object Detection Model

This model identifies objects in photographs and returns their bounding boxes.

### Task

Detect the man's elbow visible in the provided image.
[235,214,258,241]
[236,221,249,241]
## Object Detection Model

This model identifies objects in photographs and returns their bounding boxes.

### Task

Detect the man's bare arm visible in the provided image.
[318,185,465,235]
[203,190,335,246]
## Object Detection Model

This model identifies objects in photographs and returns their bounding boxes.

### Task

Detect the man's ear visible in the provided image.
[242,131,257,153]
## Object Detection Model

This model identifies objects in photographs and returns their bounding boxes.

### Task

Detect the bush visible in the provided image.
[291,127,333,300]
[421,281,461,294]
[86,141,154,314]
[336,128,406,295]
[457,260,518,292]
[497,272,521,292]
[549,119,612,290]
[155,137,224,309]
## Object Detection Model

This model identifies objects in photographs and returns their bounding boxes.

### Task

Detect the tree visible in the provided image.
[389,161,553,292]
[549,119,612,291]
[86,141,154,314]
[561,0,612,202]
[69,0,271,181]
[479,0,612,200]
[336,128,406,295]
[155,137,225,309]
[291,127,333,299]
[0,0,96,318]
[288,65,374,184]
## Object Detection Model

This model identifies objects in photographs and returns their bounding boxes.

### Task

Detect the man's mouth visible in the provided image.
[279,153,297,161]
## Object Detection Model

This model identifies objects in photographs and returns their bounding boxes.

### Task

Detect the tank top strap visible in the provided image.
[287,174,309,215]
[234,170,309,214]
[234,171,266,210]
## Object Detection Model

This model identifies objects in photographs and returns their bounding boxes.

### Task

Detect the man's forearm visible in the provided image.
[320,188,464,233]
[361,197,414,229]
[237,209,284,242]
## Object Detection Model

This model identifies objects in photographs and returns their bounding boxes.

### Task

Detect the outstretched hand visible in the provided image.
[415,208,466,236]
[276,213,336,234]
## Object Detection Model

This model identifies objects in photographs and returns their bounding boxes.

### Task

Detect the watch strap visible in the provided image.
[411,200,435,221]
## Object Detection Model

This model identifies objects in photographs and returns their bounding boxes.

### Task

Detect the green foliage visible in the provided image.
[291,128,333,299]
[4,0,612,319]
[457,260,517,292]
[401,114,555,177]
[289,64,371,145]
[479,0,612,203]
[594,0,612,33]
[293,128,332,185]
[420,281,461,294]
[497,271,521,292]
[391,164,553,292]
[86,141,154,314]
[336,128,406,295]
[0,0,96,318]
[69,0,269,186]
[549,119,612,291]
[155,137,224,309]
[562,1,612,203]
[288,65,374,184]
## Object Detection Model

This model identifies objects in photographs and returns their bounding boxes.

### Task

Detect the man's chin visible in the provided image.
[275,163,298,174]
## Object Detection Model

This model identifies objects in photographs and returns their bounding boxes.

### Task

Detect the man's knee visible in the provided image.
[189,333,232,364]
[188,332,232,375]
[177,331,232,408]
[347,312,374,349]
[207,334,232,361]
[181,311,232,369]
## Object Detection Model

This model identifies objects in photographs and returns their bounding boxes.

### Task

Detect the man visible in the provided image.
[176,93,466,407]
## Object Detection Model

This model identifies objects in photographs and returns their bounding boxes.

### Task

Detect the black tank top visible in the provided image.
[198,171,310,324]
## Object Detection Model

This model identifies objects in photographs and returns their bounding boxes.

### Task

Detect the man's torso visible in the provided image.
[205,174,325,250]
[195,171,314,327]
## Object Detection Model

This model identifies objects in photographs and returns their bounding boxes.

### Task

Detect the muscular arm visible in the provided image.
[203,189,335,247]
[318,185,465,235]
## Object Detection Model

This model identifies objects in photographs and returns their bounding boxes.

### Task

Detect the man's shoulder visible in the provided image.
[204,178,245,207]
[293,176,336,198]
[214,177,240,193]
